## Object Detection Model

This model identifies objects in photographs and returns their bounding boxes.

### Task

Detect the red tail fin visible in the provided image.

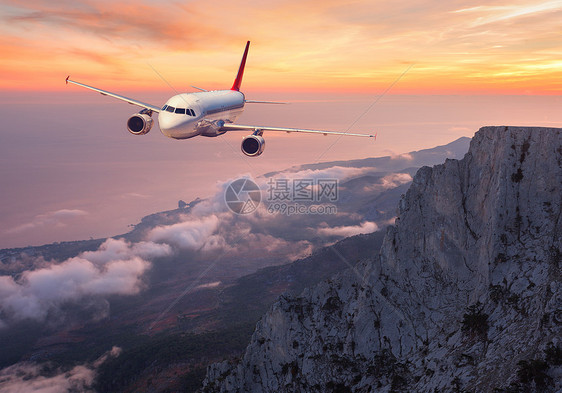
[231,41,250,91]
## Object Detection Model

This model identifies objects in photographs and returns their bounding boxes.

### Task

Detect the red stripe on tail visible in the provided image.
[231,41,250,91]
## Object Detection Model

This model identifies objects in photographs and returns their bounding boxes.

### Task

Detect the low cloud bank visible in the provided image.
[317,221,378,237]
[1,164,403,328]
[362,173,413,192]
[0,239,170,326]
[266,166,374,183]
[0,346,121,393]
[148,214,225,251]
[5,209,89,235]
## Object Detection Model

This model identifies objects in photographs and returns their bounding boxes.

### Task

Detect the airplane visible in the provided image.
[66,41,374,157]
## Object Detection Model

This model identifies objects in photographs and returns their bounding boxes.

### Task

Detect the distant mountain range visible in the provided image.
[0,137,471,392]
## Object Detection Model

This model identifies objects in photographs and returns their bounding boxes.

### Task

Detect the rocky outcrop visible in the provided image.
[202,126,562,392]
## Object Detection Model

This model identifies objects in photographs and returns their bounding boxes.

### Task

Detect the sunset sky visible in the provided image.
[1,0,562,248]
[0,4,561,391]
[1,0,561,94]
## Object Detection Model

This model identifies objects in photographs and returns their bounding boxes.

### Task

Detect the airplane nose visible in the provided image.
[158,112,196,139]
[158,112,178,131]
[158,112,186,133]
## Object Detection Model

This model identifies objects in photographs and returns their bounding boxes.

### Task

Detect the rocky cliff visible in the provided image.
[202,126,562,393]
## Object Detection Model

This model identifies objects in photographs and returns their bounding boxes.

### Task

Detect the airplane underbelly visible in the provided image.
[163,129,199,140]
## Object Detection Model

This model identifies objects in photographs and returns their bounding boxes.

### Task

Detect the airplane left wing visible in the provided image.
[66,77,161,113]
[221,123,375,138]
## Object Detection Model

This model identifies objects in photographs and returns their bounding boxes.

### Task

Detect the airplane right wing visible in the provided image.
[66,77,162,113]
[221,123,375,138]
[244,100,287,104]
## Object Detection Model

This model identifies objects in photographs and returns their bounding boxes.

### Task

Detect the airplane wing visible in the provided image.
[244,100,287,104]
[66,77,162,113]
[221,123,375,138]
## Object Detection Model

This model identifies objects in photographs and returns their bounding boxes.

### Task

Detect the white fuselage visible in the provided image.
[158,90,245,139]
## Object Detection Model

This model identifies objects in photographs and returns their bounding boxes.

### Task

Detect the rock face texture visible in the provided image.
[202,127,562,393]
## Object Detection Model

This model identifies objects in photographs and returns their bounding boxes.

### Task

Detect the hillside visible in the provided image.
[203,127,562,392]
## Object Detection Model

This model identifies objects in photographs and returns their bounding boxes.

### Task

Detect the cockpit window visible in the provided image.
[162,106,195,115]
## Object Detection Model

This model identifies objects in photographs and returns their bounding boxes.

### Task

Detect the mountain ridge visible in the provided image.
[263,137,471,176]
[202,126,561,392]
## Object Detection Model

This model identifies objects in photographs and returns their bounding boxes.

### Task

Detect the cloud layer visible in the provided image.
[317,221,378,237]
[0,164,403,328]
[148,214,225,251]
[0,346,122,393]
[5,209,88,235]
[0,362,96,393]
[0,239,170,324]
[1,0,560,92]
[362,173,413,193]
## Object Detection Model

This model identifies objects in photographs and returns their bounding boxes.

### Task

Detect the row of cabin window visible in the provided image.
[162,105,196,116]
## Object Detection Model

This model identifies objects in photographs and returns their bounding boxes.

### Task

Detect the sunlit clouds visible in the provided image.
[148,214,227,251]
[452,1,562,27]
[0,0,560,93]
[0,238,169,324]
[0,346,122,392]
[317,221,378,237]
[361,173,413,193]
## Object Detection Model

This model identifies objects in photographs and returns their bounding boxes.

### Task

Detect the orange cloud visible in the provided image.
[0,0,560,93]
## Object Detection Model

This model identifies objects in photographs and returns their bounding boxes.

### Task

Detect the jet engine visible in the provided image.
[127,110,153,135]
[241,134,265,157]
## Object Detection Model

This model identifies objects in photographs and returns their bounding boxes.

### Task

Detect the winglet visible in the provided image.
[65,75,70,85]
[231,41,250,91]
